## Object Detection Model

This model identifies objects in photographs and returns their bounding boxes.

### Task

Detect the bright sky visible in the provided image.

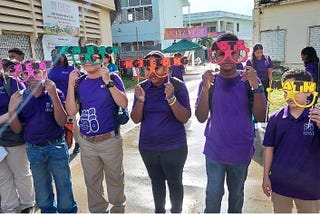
[183,0,254,16]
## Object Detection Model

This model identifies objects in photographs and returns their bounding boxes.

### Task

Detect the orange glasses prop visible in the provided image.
[209,40,249,64]
[119,56,188,79]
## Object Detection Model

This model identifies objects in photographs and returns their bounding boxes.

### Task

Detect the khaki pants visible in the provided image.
[78,134,126,213]
[272,192,320,213]
[0,144,35,212]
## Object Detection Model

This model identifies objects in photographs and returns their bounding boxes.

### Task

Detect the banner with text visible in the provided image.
[42,0,80,36]
[42,35,79,60]
[164,26,208,40]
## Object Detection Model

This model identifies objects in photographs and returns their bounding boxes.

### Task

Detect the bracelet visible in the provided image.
[167,96,177,106]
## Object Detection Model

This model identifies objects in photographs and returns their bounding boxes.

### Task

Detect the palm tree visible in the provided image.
[110,0,121,24]
[197,37,213,49]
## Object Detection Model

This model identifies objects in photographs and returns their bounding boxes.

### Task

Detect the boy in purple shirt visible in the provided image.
[131,51,191,213]
[66,49,128,213]
[263,69,320,213]
[195,33,266,213]
[8,60,77,213]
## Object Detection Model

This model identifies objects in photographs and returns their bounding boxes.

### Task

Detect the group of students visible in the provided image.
[0,32,320,214]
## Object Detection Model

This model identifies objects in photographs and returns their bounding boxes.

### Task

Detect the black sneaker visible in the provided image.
[73,143,80,154]
[21,206,35,213]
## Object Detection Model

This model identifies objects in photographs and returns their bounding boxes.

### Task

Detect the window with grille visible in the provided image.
[121,0,152,23]
[0,34,32,60]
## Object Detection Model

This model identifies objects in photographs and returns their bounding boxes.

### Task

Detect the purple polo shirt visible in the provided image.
[305,62,318,83]
[18,88,65,144]
[48,65,74,97]
[77,74,125,136]
[0,78,25,116]
[133,79,191,151]
[171,65,185,81]
[263,106,320,200]
[246,55,273,79]
[195,75,255,164]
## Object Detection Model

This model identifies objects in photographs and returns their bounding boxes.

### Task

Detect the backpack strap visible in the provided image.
[74,74,87,112]
[3,77,12,96]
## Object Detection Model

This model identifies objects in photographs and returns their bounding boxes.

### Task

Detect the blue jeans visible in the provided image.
[26,139,77,213]
[205,157,249,213]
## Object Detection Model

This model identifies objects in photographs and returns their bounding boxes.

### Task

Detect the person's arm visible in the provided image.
[262,146,274,197]
[0,113,9,125]
[195,70,215,123]
[165,82,191,123]
[267,68,273,81]
[242,67,267,122]
[130,85,145,123]
[66,70,80,117]
[45,79,67,127]
[8,91,23,133]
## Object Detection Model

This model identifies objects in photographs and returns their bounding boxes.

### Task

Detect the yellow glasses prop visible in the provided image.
[266,80,318,108]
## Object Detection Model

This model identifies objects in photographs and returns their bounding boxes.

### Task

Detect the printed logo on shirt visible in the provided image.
[0,86,6,95]
[80,107,100,134]
[45,102,54,112]
[303,122,315,136]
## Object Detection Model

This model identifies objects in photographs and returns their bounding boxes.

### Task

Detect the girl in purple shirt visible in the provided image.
[131,51,191,213]
[301,46,319,84]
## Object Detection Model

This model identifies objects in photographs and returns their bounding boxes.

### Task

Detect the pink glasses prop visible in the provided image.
[209,40,249,64]
[12,61,52,83]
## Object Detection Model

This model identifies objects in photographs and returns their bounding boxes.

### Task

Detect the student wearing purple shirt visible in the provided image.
[301,46,319,84]
[8,60,77,213]
[195,33,266,213]
[170,53,185,81]
[246,44,273,98]
[66,50,128,213]
[0,59,35,213]
[263,70,320,213]
[48,51,81,154]
[131,51,191,213]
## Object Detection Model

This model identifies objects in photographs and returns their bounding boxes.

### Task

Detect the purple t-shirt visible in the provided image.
[171,65,185,81]
[48,65,74,97]
[195,75,255,164]
[0,78,25,116]
[133,79,191,151]
[305,62,318,83]
[77,74,125,136]
[246,55,273,79]
[18,88,65,144]
[263,106,320,200]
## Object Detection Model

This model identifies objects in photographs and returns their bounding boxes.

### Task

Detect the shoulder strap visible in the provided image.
[74,74,87,103]
[3,77,12,96]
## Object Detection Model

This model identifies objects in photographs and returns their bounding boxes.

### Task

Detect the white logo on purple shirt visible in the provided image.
[80,107,100,134]
[303,122,314,136]
[45,102,53,112]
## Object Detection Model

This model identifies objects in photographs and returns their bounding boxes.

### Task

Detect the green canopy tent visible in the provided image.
[162,39,204,53]
[162,39,206,67]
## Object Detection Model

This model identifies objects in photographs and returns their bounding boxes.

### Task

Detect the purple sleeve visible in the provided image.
[267,56,273,68]
[195,81,204,107]
[10,78,26,93]
[112,73,125,92]
[263,113,277,147]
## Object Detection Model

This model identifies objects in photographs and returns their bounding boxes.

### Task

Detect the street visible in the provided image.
[69,65,273,213]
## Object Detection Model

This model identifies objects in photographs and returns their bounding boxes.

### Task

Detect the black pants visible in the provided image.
[139,145,188,213]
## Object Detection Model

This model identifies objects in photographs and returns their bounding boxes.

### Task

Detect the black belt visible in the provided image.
[31,136,64,147]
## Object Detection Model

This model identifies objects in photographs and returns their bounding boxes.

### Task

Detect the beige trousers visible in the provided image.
[272,192,320,213]
[78,134,126,213]
[0,144,35,212]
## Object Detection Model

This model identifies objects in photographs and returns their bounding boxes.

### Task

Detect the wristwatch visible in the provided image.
[251,85,264,93]
[106,81,114,88]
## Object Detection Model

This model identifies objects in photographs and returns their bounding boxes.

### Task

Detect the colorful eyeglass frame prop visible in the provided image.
[209,40,249,64]
[11,61,52,83]
[266,80,318,108]
[118,56,188,79]
[55,45,117,66]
